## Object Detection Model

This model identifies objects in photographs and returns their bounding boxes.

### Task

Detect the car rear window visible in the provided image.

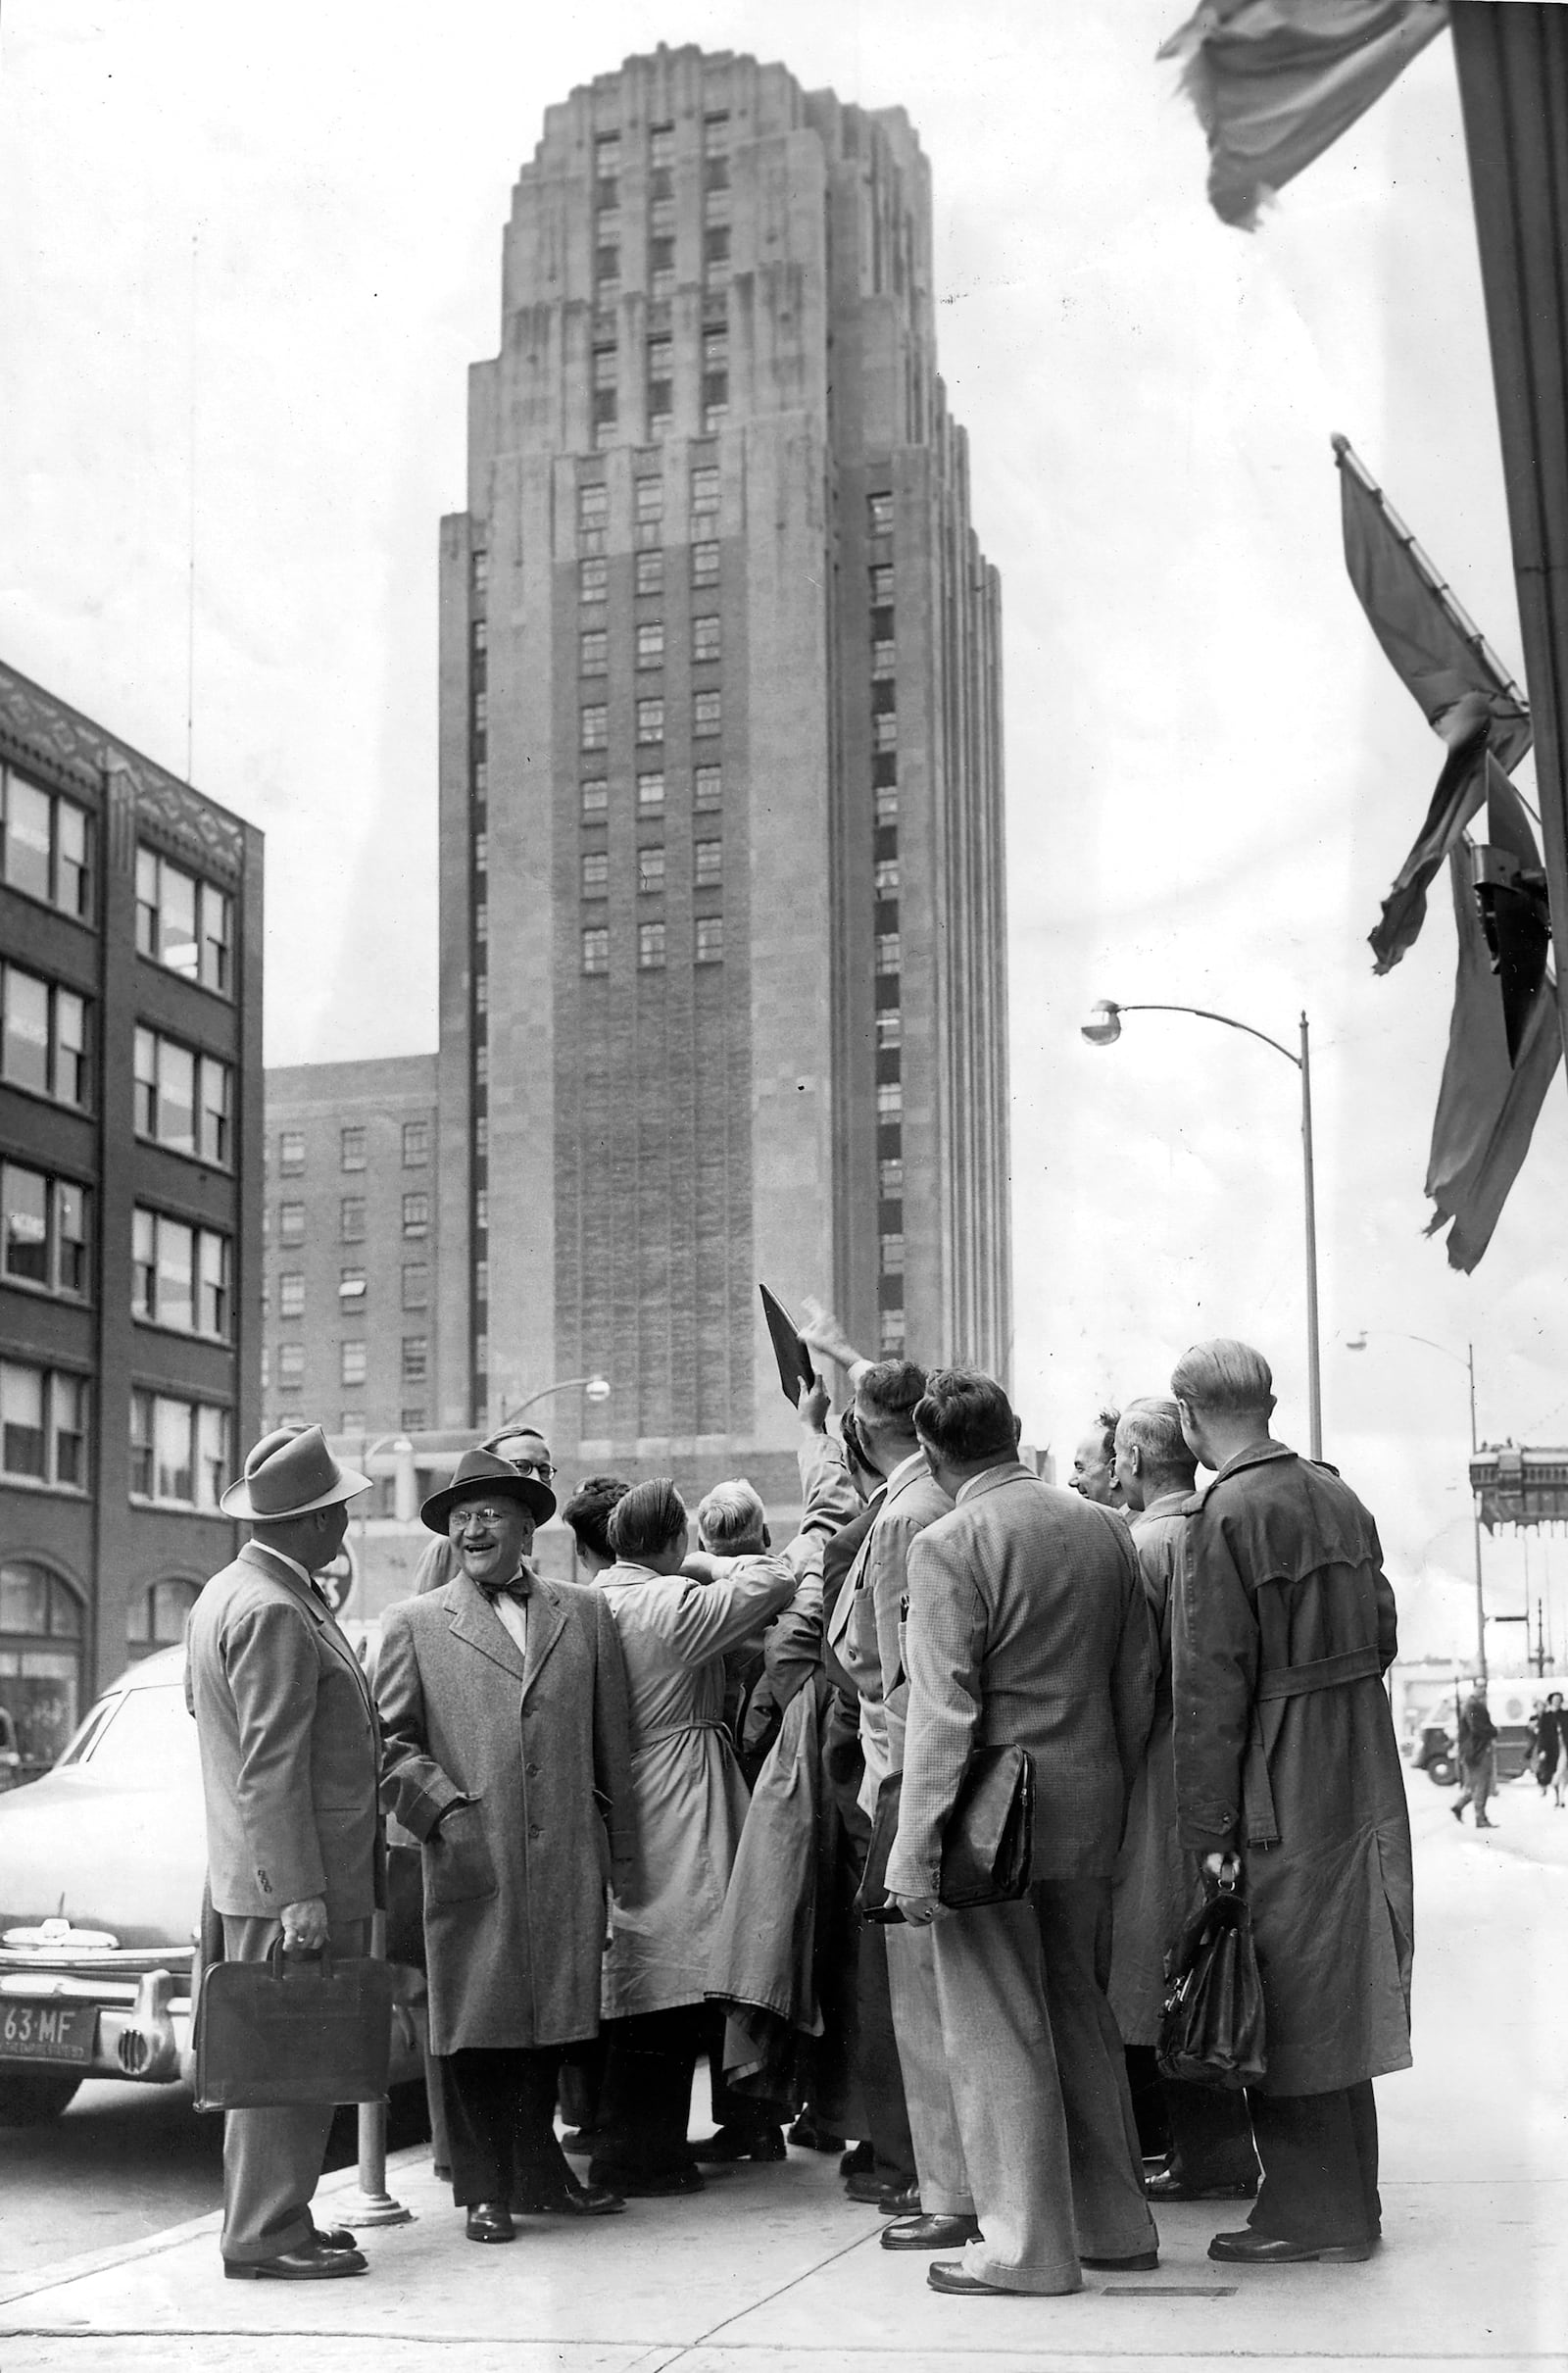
[54,1685,199,1786]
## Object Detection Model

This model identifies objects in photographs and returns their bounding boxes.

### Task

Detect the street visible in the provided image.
[0,1761,1563,2372]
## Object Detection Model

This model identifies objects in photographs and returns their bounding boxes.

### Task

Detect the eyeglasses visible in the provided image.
[512,1456,555,1481]
[448,1505,518,1533]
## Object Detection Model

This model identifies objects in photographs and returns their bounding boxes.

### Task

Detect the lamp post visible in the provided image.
[1346,1331,1486,1682]
[490,1375,612,1436]
[1082,1001,1321,1458]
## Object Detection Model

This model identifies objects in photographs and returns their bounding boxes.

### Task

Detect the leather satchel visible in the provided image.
[858,1742,1036,1923]
[194,1939,397,2112]
[1155,1877,1268,2090]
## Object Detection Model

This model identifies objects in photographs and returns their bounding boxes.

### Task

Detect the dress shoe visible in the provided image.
[590,2162,705,2198]
[465,2201,516,2244]
[309,2224,360,2251]
[1145,2167,1257,2201]
[845,2168,907,2205]
[224,2240,367,2280]
[523,2184,626,2216]
[877,2180,921,2216]
[691,2124,786,2163]
[1207,2229,1374,2264]
[926,2261,1014,2296]
[882,2212,982,2251]
[1475,1816,1497,1829]
[840,2140,875,2178]
[787,2114,846,2152]
[1450,1804,1464,1821]
[1081,2249,1159,2271]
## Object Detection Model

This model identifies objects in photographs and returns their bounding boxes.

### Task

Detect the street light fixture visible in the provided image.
[492,1375,612,1432]
[1081,999,1322,1458]
[1346,1330,1486,1681]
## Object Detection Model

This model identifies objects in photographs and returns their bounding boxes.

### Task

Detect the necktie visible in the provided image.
[481,1575,532,1605]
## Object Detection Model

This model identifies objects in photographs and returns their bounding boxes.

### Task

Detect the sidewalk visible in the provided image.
[2,1772,1563,2373]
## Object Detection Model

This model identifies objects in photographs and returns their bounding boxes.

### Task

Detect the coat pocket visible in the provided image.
[423,1801,499,1909]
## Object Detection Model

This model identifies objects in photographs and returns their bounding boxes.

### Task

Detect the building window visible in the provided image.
[635,771,664,812]
[398,1407,424,1433]
[582,926,610,974]
[635,476,664,536]
[471,617,487,657]
[474,1188,488,1230]
[474,1115,488,1157]
[703,111,730,153]
[277,1342,305,1389]
[636,697,665,743]
[279,1202,306,1246]
[125,1576,201,1657]
[402,1193,429,1238]
[474,1042,488,1087]
[876,1080,904,1119]
[128,1391,226,1510]
[595,244,620,299]
[637,845,665,894]
[278,1270,305,1318]
[402,1337,428,1385]
[650,123,674,170]
[131,1209,230,1339]
[580,630,609,677]
[692,615,721,664]
[474,1260,489,1302]
[878,1309,905,1354]
[471,549,488,593]
[650,197,675,237]
[879,1157,905,1198]
[874,782,900,826]
[2,769,94,922]
[873,712,899,753]
[581,778,610,818]
[693,691,721,737]
[695,916,724,964]
[692,540,720,586]
[694,764,722,809]
[592,345,617,430]
[403,1120,429,1167]
[580,556,608,604]
[870,564,895,604]
[578,480,609,544]
[0,1363,86,1491]
[880,1232,906,1274]
[702,326,728,420]
[633,549,663,600]
[873,857,901,897]
[694,839,722,887]
[340,1197,366,1242]
[581,704,609,750]
[278,1130,305,1174]
[637,922,666,969]
[636,622,665,669]
[340,1126,368,1171]
[132,1029,229,1163]
[703,225,731,276]
[2,965,89,1110]
[402,1263,429,1310]
[582,851,610,897]
[691,466,719,518]
[872,639,897,678]
[704,186,731,225]
[2,1164,89,1302]
[875,1009,903,1050]
[340,1342,368,1389]
[135,847,231,993]
[649,236,675,298]
[338,1267,367,1307]
[875,933,902,975]
[647,339,673,428]
[868,491,895,536]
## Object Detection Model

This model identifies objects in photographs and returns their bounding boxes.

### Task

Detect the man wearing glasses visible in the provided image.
[411,1426,557,1596]
[376,1448,633,2240]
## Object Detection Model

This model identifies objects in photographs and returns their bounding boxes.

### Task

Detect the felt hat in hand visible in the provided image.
[220,1425,373,1520]
[419,1447,557,1534]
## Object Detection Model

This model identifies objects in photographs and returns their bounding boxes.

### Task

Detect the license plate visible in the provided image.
[0,1999,98,2064]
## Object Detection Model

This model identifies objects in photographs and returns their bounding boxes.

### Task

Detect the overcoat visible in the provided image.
[376,1569,633,2054]
[599,1555,797,2018]
[1107,1491,1192,2047]
[185,1540,381,1922]
[1172,1440,1414,2098]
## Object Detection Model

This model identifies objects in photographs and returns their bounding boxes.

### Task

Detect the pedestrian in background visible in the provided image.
[1068,1407,1126,1508]
[1452,1682,1499,1829]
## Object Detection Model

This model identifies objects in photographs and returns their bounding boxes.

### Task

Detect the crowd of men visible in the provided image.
[185,1316,1414,2298]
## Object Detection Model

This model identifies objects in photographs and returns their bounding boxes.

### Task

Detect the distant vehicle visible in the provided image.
[0,1635,425,2126]
[1413,1715,1533,1788]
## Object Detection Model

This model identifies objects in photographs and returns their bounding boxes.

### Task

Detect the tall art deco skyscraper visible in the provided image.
[436,45,1008,1490]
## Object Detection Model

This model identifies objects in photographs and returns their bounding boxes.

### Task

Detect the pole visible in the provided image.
[1299,1013,1323,1460]
[1468,1343,1487,1683]
[333,1909,413,2229]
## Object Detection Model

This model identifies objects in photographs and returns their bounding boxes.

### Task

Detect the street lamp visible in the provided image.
[1347,1330,1486,1681]
[490,1375,612,1435]
[1081,1001,1322,1458]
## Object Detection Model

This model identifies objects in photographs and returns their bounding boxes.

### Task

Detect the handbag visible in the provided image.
[194,1937,397,2113]
[858,1743,1036,1922]
[1155,1876,1267,2090]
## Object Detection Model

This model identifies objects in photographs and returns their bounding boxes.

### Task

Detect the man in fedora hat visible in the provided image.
[186,1424,381,2281]
[376,1449,634,2243]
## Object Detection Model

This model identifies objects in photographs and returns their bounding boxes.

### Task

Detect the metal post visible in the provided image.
[1298,1013,1323,1461]
[1468,1343,1488,1684]
[333,1910,413,2229]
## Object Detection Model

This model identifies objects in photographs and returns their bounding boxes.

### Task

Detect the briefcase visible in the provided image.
[858,1743,1036,1922]
[1155,1878,1267,2091]
[194,1939,397,2113]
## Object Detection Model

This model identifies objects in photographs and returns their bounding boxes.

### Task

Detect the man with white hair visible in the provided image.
[1171,1338,1413,2267]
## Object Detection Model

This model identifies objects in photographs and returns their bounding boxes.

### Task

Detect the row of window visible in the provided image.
[594,228,731,312]
[582,918,723,973]
[593,115,730,176]
[275,1121,428,1176]
[593,330,729,438]
[1,969,234,1169]
[582,692,721,749]
[583,842,721,896]
[577,468,718,553]
[581,764,723,817]
[268,1338,428,1393]
[273,1194,428,1247]
[0,1361,90,1491]
[581,617,721,672]
[1,1162,234,1340]
[0,1363,237,1510]
[133,1028,231,1165]
[582,544,719,602]
[869,506,904,1358]
[1,963,88,1109]
[135,849,232,995]
[272,1264,429,1317]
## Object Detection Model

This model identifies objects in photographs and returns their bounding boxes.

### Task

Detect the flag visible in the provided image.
[1159,0,1450,231]
[1472,766,1551,1063]
[1425,844,1561,1272]
[1338,453,1532,970]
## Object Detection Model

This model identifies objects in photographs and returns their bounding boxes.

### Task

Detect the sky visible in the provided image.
[2,1,1564,1662]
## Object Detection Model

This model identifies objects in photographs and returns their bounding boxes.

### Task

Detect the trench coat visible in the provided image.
[1107,1490,1192,2047]
[599,1555,798,2018]
[1172,1440,1414,2098]
[376,1569,633,2055]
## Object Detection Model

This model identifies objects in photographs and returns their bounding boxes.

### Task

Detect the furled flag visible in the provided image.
[1337,440,1532,970]
[1424,839,1560,1272]
[1158,0,1450,229]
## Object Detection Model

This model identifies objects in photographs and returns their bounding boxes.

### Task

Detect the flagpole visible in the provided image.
[1299,1013,1322,1460]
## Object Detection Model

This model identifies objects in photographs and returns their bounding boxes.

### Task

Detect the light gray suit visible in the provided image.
[186,1540,381,2265]
[887,1461,1157,2293]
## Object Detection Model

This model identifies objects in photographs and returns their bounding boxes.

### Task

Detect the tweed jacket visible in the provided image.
[377,1569,633,2053]
[185,1540,382,1922]
[832,1453,953,1814]
[885,1460,1155,1896]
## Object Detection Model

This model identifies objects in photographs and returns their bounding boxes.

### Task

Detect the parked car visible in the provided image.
[0,1636,425,2125]
[1412,1715,1533,1788]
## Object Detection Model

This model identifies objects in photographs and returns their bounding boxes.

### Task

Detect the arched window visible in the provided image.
[126,1577,201,1659]
[0,1560,85,1771]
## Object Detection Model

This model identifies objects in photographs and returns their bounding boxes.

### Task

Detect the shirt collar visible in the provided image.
[250,1542,318,1594]
[887,1450,930,1496]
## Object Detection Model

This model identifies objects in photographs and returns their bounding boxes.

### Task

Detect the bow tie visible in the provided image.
[480,1575,532,1605]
